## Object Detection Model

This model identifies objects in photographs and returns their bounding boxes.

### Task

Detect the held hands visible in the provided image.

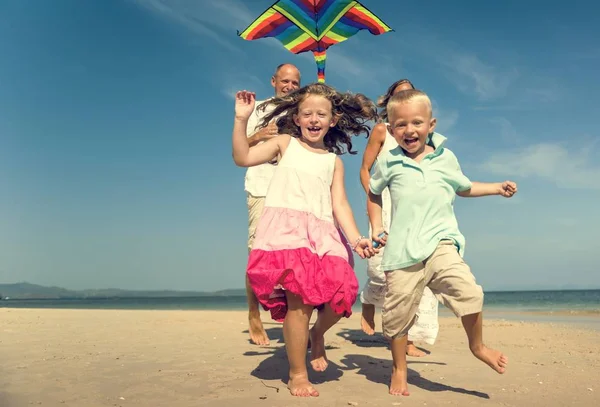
[372,229,387,249]
[235,90,256,121]
[352,237,377,259]
[498,181,518,198]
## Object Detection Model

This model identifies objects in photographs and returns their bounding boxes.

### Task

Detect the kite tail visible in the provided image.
[313,50,326,83]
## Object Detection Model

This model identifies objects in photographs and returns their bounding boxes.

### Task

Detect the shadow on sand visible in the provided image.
[241,326,487,399]
[340,354,489,399]
[243,343,344,390]
[336,327,431,356]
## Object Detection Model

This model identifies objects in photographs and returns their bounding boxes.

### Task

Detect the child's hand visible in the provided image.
[372,229,387,248]
[353,238,377,259]
[235,90,256,121]
[255,120,279,142]
[499,181,517,198]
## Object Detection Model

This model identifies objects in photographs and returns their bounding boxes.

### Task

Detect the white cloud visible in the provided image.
[473,76,560,111]
[394,27,562,108]
[481,141,600,190]
[207,0,255,27]
[135,0,254,29]
[490,117,519,143]
[324,49,365,78]
[398,31,519,101]
[220,73,268,100]
[446,54,519,100]
[132,0,246,53]
[522,85,559,104]
[431,99,459,133]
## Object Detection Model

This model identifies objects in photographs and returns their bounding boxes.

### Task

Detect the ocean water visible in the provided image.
[2,289,599,313]
[2,290,599,329]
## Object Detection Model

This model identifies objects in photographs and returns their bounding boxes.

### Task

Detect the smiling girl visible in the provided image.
[232,83,377,397]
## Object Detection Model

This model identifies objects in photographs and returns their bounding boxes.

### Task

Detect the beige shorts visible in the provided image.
[247,194,266,252]
[382,240,483,339]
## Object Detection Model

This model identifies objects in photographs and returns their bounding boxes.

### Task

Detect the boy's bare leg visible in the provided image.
[246,275,269,346]
[362,304,427,357]
[360,303,376,335]
[284,292,319,397]
[310,304,342,372]
[461,312,507,373]
[389,335,411,396]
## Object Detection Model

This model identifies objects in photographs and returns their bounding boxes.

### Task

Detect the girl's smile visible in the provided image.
[294,95,338,145]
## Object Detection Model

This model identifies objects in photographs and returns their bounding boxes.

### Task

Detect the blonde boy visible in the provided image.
[367,89,516,396]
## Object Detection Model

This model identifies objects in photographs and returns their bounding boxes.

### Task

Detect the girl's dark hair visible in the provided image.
[377,79,415,122]
[257,83,377,155]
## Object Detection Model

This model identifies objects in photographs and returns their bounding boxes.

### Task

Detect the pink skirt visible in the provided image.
[247,206,358,322]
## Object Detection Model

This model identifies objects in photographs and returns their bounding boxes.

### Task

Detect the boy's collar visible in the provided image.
[429,132,447,150]
[392,132,447,160]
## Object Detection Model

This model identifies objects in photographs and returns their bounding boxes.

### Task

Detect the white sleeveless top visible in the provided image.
[379,124,398,158]
[376,125,397,202]
[244,99,278,197]
[371,124,396,228]
[265,137,337,223]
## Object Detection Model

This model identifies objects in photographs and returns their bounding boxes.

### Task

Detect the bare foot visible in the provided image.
[309,328,328,372]
[288,372,319,397]
[471,345,508,374]
[389,366,410,396]
[406,342,426,357]
[360,303,376,335]
[248,312,269,346]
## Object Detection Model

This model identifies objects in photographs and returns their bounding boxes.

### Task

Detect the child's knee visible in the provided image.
[381,289,421,339]
[382,310,417,340]
[361,282,385,306]
[443,283,484,317]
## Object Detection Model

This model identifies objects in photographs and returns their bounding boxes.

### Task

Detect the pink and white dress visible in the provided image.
[247,137,359,322]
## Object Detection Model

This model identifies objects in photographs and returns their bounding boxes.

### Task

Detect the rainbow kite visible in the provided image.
[238,0,392,82]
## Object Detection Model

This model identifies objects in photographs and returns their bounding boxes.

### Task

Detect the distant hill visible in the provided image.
[0,282,245,300]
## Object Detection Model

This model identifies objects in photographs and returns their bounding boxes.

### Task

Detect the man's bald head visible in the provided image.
[271,64,301,97]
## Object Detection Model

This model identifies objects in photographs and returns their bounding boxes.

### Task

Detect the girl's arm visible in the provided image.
[457,181,517,198]
[359,123,387,195]
[331,157,373,257]
[231,91,286,167]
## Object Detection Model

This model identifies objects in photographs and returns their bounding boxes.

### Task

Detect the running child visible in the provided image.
[359,78,440,357]
[232,83,377,397]
[367,89,516,396]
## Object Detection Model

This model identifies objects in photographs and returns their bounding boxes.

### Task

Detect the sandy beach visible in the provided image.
[1,308,599,407]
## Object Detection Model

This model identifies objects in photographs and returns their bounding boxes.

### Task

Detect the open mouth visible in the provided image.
[307,126,322,135]
[404,137,419,147]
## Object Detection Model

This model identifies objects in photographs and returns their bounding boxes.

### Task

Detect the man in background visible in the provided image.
[244,63,301,345]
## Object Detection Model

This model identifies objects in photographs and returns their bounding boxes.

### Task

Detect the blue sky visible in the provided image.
[1,0,599,292]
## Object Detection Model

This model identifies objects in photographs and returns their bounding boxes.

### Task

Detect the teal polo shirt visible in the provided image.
[369,133,472,271]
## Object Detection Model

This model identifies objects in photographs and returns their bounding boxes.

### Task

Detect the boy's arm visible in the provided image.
[457,181,517,198]
[367,191,385,241]
[367,159,388,245]
[449,151,517,198]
